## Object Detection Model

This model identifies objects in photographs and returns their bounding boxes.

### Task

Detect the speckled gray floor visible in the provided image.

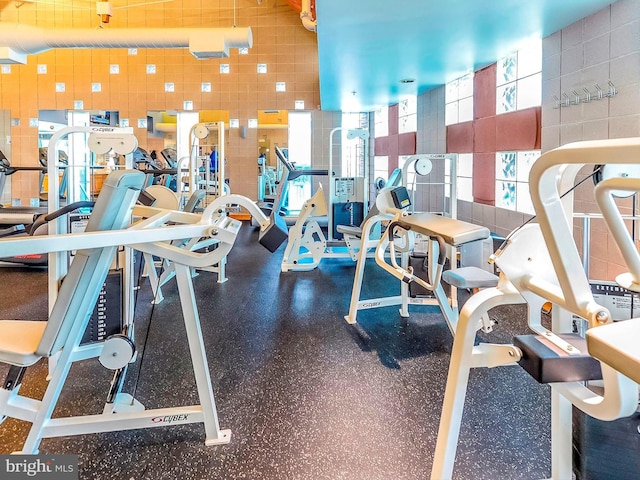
[0,224,552,479]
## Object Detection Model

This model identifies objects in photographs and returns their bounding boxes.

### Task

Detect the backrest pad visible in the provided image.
[36,170,144,357]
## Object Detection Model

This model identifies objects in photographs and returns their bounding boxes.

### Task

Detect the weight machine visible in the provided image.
[178,122,229,208]
[328,127,369,241]
[344,186,495,328]
[0,163,287,453]
[431,138,640,480]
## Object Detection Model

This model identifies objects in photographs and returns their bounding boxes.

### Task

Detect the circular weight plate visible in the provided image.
[145,185,180,210]
[194,125,210,139]
[87,134,138,155]
[597,164,640,198]
[87,134,114,154]
[112,135,139,155]
[99,335,135,370]
[414,158,433,176]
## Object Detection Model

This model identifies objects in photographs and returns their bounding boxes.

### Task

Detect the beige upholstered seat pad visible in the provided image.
[0,320,46,367]
[587,318,640,384]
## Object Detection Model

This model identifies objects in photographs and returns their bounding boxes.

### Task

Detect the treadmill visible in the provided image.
[0,149,48,226]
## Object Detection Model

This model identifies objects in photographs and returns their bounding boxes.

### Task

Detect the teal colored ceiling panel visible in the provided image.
[316,0,616,111]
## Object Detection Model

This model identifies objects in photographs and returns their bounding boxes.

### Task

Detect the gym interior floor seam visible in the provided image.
[0,223,551,480]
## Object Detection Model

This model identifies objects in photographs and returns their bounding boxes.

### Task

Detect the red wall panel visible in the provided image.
[474,116,496,153]
[388,104,399,136]
[398,132,416,155]
[495,107,541,151]
[472,152,495,205]
[474,64,497,119]
[388,135,399,169]
[375,136,389,156]
[446,122,474,153]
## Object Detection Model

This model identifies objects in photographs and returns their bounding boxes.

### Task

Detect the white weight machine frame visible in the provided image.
[431,138,640,480]
[145,192,278,301]
[401,153,458,217]
[177,122,227,207]
[327,127,369,243]
[281,183,328,272]
[46,126,138,314]
[344,187,491,331]
[0,169,261,454]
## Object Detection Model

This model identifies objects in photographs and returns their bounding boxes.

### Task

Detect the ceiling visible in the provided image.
[316,0,615,112]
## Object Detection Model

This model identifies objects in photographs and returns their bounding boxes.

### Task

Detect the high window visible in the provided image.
[398,97,417,133]
[445,73,474,126]
[494,150,540,214]
[374,106,388,138]
[453,153,474,202]
[373,155,389,184]
[496,40,542,114]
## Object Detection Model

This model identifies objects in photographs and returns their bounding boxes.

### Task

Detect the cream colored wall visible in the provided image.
[542,0,640,282]
[0,0,323,200]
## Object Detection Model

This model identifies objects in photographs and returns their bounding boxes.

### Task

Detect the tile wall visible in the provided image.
[0,0,336,201]
[541,0,640,281]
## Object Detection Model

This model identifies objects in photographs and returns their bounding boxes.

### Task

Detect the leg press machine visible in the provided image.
[0,168,284,454]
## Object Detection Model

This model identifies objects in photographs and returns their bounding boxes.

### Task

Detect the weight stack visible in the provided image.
[81,270,123,345]
[573,408,640,480]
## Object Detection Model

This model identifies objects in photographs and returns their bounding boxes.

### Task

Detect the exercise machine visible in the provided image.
[344,186,495,329]
[327,127,369,241]
[142,186,285,302]
[0,166,286,453]
[0,201,94,266]
[280,168,405,272]
[336,167,403,261]
[0,149,46,204]
[431,138,640,480]
[133,148,179,191]
[265,145,328,222]
[38,147,69,202]
[281,183,328,272]
[178,122,230,207]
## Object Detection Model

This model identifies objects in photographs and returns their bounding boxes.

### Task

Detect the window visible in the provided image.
[495,150,540,214]
[445,73,474,126]
[374,106,388,138]
[373,156,389,185]
[341,112,368,178]
[454,153,473,202]
[398,96,417,133]
[496,40,542,114]
[287,111,312,212]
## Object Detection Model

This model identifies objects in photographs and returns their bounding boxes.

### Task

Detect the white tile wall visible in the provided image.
[611,0,640,27]
[540,0,640,280]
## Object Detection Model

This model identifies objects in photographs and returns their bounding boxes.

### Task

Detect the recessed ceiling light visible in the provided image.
[400,78,415,84]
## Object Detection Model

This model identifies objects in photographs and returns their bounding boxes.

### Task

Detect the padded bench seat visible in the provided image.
[442,266,499,290]
[336,224,362,237]
[586,318,640,384]
[0,320,47,367]
[396,213,490,247]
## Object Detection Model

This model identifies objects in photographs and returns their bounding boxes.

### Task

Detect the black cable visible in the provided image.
[129,254,164,405]
[497,165,604,250]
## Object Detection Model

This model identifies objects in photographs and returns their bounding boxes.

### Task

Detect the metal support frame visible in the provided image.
[0,191,251,453]
[431,138,640,480]
[328,127,369,242]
